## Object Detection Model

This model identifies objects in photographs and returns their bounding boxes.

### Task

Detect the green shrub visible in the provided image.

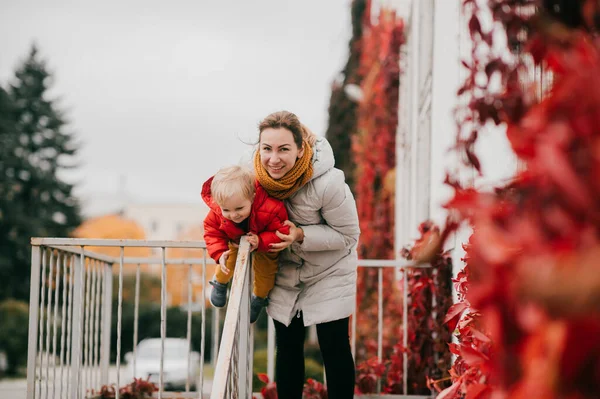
[0,299,29,375]
[252,347,269,387]
[304,343,323,365]
[305,358,324,383]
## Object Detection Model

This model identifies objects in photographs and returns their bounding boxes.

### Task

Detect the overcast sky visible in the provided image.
[0,0,352,212]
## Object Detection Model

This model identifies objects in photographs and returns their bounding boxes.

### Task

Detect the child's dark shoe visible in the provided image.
[209,280,228,308]
[250,295,268,323]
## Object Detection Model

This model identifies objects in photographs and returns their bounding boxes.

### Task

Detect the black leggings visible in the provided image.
[273,312,355,399]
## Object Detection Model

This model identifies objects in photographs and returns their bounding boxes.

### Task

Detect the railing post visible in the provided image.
[403,267,409,396]
[210,238,251,399]
[26,245,42,399]
[267,317,275,382]
[100,262,113,386]
[237,259,251,398]
[377,267,383,393]
[199,251,207,397]
[212,308,220,367]
[70,252,86,398]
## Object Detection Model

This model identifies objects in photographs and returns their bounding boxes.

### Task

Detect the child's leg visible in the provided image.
[214,243,239,284]
[252,251,279,298]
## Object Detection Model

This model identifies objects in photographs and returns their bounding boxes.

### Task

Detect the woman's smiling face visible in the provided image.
[259,127,304,179]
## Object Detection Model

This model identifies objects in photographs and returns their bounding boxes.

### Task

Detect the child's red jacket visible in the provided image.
[201,176,290,262]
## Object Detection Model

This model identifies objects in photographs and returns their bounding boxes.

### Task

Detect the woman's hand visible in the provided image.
[218,250,231,275]
[269,220,304,252]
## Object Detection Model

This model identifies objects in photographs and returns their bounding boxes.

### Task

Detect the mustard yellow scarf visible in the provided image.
[254,140,314,200]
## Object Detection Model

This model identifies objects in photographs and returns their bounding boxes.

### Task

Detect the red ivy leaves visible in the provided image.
[356,357,385,394]
[303,379,328,399]
[441,1,600,398]
[254,373,277,399]
[91,378,157,399]
[355,221,454,395]
[253,374,328,399]
[444,302,468,332]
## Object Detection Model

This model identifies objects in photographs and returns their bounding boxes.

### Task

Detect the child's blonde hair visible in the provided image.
[211,165,255,205]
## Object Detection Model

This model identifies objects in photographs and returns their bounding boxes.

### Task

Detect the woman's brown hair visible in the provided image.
[258,111,317,148]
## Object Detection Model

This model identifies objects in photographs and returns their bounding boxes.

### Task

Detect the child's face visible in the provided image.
[218,193,253,223]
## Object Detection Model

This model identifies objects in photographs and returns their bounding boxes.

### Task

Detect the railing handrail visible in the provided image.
[31,237,208,248]
[357,259,430,268]
[27,236,436,398]
[210,237,253,399]
[31,238,214,266]
[32,237,427,267]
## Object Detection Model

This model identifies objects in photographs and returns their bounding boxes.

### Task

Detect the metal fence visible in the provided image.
[211,256,435,399]
[26,238,436,399]
[26,238,212,399]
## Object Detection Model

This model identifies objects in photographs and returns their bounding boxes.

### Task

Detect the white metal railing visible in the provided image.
[210,255,435,399]
[27,238,438,399]
[27,238,214,399]
[352,260,432,398]
[209,238,253,399]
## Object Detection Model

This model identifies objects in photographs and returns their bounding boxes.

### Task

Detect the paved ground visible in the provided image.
[0,377,27,399]
[0,367,213,399]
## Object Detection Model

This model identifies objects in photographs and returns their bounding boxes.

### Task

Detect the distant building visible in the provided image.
[120,203,213,306]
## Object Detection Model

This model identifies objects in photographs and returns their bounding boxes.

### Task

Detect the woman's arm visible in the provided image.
[295,170,360,251]
[270,169,360,252]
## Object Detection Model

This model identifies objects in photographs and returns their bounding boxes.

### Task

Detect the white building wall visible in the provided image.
[394,0,519,275]
[429,0,461,228]
[121,203,209,277]
[122,203,209,241]
[395,0,436,254]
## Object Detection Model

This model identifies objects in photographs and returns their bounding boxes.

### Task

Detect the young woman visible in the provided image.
[253,110,360,398]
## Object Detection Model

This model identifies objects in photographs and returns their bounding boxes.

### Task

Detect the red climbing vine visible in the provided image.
[438,1,600,398]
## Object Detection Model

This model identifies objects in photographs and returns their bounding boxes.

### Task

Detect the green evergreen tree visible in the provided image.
[325,0,367,192]
[0,45,82,301]
[0,85,24,301]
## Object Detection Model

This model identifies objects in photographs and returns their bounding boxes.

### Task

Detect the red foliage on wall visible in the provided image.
[440,1,600,398]
[351,5,453,395]
[352,3,405,366]
[401,222,454,395]
[355,221,454,395]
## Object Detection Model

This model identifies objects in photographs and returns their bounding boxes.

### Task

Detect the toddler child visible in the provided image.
[202,165,289,323]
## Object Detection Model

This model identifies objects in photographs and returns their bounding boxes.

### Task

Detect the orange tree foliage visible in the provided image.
[73,214,156,302]
[166,224,216,308]
[438,1,600,398]
[73,214,151,270]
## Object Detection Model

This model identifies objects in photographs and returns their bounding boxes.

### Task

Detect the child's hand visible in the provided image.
[246,233,259,252]
[218,250,231,275]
